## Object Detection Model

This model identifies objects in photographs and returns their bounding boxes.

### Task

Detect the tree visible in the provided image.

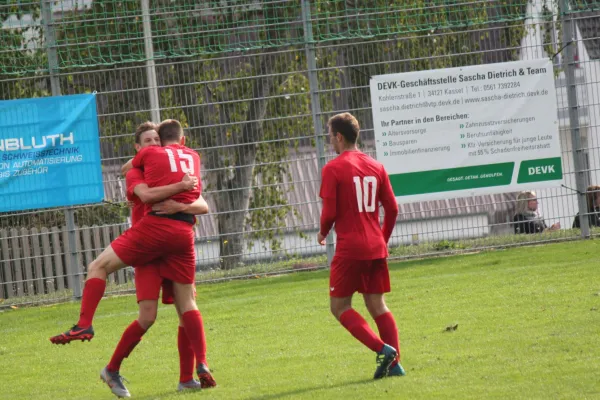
[0,1,129,229]
[2,0,536,266]
[0,1,45,100]
[313,0,530,130]
[152,0,311,269]
[34,0,310,268]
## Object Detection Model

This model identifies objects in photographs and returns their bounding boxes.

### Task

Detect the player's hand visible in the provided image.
[152,199,185,215]
[121,158,134,176]
[181,173,198,190]
[549,222,561,230]
[317,232,326,245]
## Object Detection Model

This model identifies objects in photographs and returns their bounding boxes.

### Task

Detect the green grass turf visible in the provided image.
[1,241,599,399]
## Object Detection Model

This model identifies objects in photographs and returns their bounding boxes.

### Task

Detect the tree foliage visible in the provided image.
[1,0,535,268]
[0,1,128,228]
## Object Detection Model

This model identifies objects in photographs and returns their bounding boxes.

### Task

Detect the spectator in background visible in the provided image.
[513,191,560,234]
[572,185,600,228]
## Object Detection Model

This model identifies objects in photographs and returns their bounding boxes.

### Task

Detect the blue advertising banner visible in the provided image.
[0,94,104,212]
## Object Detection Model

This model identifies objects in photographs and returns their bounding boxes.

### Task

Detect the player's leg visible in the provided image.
[173,281,216,388]
[107,265,162,372]
[363,293,389,319]
[87,245,129,280]
[329,295,352,320]
[163,279,201,391]
[330,295,386,352]
[172,298,202,391]
[364,293,405,377]
[330,256,397,379]
[79,245,128,321]
[364,293,398,360]
[137,299,158,330]
[101,265,162,397]
[101,300,156,398]
[362,259,405,378]
[329,256,387,354]
[159,224,217,388]
[105,301,157,373]
[100,301,156,398]
[107,299,156,369]
[49,245,128,344]
[50,220,165,344]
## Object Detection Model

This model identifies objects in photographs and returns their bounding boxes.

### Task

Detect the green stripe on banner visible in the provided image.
[389,162,514,196]
[516,157,562,183]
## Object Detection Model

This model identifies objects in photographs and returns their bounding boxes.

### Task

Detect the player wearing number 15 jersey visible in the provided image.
[50,119,216,389]
[119,120,216,388]
[317,112,405,379]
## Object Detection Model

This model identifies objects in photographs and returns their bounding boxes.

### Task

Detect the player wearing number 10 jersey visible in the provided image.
[317,112,405,379]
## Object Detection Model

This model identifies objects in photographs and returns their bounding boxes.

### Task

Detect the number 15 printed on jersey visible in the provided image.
[165,148,194,174]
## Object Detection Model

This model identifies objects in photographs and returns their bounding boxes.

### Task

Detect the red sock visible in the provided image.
[106,320,146,372]
[182,310,207,366]
[77,278,106,328]
[178,326,195,383]
[375,311,401,365]
[339,309,385,353]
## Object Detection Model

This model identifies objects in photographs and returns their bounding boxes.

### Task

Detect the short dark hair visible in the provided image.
[134,121,158,144]
[328,113,360,144]
[158,119,184,143]
[587,185,600,210]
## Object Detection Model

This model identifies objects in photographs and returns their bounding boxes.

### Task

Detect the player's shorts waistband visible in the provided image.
[148,211,194,225]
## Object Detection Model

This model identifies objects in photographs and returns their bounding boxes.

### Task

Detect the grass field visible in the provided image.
[1,241,599,400]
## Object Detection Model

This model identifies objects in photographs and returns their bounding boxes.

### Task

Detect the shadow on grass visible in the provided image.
[132,381,374,400]
[129,376,376,400]
[136,390,188,400]
[245,377,377,400]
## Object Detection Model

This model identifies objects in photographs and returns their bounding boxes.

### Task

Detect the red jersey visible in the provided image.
[125,167,149,225]
[132,144,201,204]
[319,151,398,260]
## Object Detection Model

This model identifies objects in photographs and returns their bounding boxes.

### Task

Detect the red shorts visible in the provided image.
[329,256,390,297]
[112,215,196,284]
[134,264,174,304]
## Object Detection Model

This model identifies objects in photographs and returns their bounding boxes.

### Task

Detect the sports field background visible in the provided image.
[1,241,599,399]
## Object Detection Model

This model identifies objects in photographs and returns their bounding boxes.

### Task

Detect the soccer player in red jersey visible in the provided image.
[50,119,216,389]
[99,122,209,397]
[317,112,406,379]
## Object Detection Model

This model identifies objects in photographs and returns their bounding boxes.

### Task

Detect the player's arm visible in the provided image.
[151,195,209,215]
[318,166,337,245]
[121,158,134,175]
[379,168,399,243]
[185,196,209,215]
[131,146,151,169]
[133,173,198,204]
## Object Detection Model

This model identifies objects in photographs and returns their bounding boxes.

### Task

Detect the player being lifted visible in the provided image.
[99,122,209,397]
[50,119,216,389]
[317,112,406,379]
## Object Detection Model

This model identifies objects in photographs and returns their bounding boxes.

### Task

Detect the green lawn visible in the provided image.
[1,241,599,400]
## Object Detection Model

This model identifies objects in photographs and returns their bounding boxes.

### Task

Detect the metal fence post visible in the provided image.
[560,0,589,238]
[141,0,161,123]
[42,0,82,299]
[301,0,334,266]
